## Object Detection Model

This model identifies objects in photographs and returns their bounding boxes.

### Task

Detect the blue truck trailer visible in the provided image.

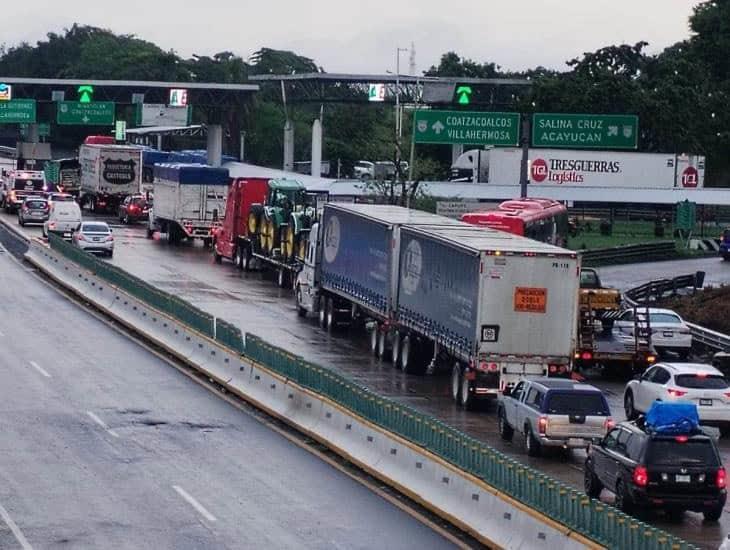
[295,203,581,409]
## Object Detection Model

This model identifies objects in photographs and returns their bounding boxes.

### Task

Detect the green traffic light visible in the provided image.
[78,85,94,103]
[455,85,473,105]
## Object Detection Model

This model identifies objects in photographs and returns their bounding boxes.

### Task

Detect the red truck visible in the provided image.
[213,177,269,267]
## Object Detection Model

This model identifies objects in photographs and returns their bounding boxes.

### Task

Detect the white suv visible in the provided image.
[624,363,730,436]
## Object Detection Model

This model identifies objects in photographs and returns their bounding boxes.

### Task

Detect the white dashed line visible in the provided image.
[29,361,51,379]
[0,328,4,337]
[0,499,33,550]
[86,411,119,438]
[172,485,217,522]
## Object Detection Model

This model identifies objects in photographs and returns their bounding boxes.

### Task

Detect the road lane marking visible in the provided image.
[86,411,119,438]
[0,500,33,550]
[172,485,217,522]
[0,328,4,337]
[29,361,51,379]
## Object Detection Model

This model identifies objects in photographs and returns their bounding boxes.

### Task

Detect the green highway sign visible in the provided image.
[0,99,36,124]
[38,123,51,137]
[57,101,115,125]
[532,113,639,149]
[413,110,520,146]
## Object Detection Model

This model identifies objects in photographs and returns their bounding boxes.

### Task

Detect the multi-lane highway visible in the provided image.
[3,211,730,548]
[0,225,458,549]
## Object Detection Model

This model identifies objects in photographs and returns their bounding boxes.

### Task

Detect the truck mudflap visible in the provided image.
[473,360,565,395]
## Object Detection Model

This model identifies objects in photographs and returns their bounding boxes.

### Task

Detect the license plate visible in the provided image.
[93,237,100,242]
[700,398,713,406]
[568,438,584,446]
[676,474,691,483]
[662,331,673,337]
[63,233,71,238]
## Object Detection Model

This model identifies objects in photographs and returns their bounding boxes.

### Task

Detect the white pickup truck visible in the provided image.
[497,379,614,456]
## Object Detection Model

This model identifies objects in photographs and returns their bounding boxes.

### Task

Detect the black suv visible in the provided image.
[584,420,726,521]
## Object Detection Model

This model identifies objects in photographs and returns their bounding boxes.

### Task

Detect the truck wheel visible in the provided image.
[213,250,222,264]
[498,408,514,441]
[146,228,154,239]
[377,329,388,361]
[525,426,542,457]
[203,238,212,249]
[451,364,462,403]
[584,464,603,498]
[295,287,307,318]
[391,331,401,366]
[234,247,243,269]
[277,268,289,289]
[460,369,476,410]
[400,335,425,375]
[241,248,253,272]
[325,298,336,332]
[318,296,328,328]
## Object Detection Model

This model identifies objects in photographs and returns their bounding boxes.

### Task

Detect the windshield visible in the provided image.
[675,374,729,389]
[650,313,682,324]
[82,224,110,233]
[25,200,46,209]
[14,178,44,191]
[545,392,609,415]
[580,271,599,288]
[648,440,718,467]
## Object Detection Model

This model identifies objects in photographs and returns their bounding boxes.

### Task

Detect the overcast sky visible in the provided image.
[6,0,698,74]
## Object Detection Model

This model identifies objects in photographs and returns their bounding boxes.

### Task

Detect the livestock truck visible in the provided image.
[214,177,328,288]
[295,204,581,409]
[147,163,229,246]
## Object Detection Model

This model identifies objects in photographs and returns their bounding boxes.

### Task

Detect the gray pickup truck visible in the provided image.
[497,379,613,456]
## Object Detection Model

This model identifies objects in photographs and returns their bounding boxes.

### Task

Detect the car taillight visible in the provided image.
[646,355,657,364]
[487,362,499,373]
[604,418,615,431]
[549,365,557,374]
[717,468,726,489]
[723,392,730,399]
[105,235,114,242]
[667,388,687,398]
[581,352,592,361]
[49,222,56,228]
[538,416,548,435]
[77,233,86,241]
[633,465,648,488]
[675,435,688,443]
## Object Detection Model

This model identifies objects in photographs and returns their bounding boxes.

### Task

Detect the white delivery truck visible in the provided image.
[295,204,581,409]
[147,163,229,246]
[79,143,144,213]
[451,148,706,189]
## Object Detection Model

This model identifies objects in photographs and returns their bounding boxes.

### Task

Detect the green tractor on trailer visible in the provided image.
[245,178,326,285]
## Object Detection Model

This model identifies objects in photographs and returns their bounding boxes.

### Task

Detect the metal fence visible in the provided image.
[47,235,696,550]
[624,272,730,353]
[581,241,678,267]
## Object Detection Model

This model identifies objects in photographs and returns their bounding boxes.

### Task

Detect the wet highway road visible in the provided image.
[4,211,730,548]
[0,228,455,549]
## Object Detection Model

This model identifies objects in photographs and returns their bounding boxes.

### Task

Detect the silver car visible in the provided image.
[18,197,49,226]
[72,221,114,257]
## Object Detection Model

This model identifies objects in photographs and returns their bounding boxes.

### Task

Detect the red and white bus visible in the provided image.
[461,198,569,247]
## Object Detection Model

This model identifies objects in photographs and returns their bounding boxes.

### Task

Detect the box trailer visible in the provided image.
[79,143,144,213]
[295,204,580,409]
[147,163,229,245]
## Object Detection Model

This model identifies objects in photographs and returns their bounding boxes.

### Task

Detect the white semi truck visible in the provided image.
[450,148,706,189]
[295,203,581,409]
[79,143,144,213]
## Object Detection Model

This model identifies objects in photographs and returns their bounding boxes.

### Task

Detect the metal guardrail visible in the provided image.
[625,271,730,352]
[46,237,697,550]
[580,241,677,267]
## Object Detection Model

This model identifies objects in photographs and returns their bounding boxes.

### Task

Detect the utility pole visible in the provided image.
[395,47,408,174]
[519,114,530,199]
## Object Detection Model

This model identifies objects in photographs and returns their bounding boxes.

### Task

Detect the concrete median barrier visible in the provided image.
[26,239,695,550]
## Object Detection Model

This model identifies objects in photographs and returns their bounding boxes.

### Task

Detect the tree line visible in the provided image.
[0,0,727,185]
